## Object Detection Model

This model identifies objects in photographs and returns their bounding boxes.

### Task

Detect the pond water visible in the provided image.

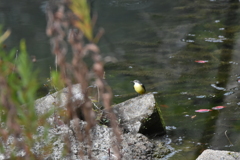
[1,0,240,159]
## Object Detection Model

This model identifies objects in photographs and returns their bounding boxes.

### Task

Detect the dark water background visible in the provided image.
[1,0,240,159]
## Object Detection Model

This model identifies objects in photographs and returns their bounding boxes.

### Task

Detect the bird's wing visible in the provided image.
[141,84,146,91]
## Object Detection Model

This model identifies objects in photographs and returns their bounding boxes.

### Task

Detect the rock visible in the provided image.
[0,85,170,159]
[196,149,240,160]
[90,122,171,160]
[35,85,166,137]
[0,119,172,160]
[37,120,171,160]
[112,93,166,136]
[35,84,84,115]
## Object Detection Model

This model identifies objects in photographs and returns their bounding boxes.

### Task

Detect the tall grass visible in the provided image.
[0,30,52,159]
[46,0,122,158]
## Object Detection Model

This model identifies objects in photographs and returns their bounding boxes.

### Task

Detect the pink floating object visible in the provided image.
[195,109,212,113]
[212,106,225,110]
[195,60,208,63]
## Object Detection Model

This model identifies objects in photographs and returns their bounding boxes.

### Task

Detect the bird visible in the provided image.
[131,80,146,94]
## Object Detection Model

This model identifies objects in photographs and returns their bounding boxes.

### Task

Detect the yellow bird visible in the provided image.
[131,80,146,94]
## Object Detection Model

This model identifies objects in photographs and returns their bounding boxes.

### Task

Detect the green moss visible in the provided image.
[154,101,166,131]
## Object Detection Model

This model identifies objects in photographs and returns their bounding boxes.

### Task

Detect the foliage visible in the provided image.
[0,30,51,159]
[50,70,65,91]
[0,0,120,158]
[46,0,122,158]
[69,0,93,41]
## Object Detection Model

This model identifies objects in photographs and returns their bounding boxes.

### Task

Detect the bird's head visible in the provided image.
[131,80,141,85]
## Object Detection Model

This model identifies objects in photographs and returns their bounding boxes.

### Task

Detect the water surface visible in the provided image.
[95,0,240,159]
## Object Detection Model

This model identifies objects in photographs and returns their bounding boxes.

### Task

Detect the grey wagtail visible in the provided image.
[131,80,146,94]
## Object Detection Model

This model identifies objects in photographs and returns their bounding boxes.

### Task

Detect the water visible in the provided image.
[1,0,240,159]
[0,0,53,81]
[95,0,240,159]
